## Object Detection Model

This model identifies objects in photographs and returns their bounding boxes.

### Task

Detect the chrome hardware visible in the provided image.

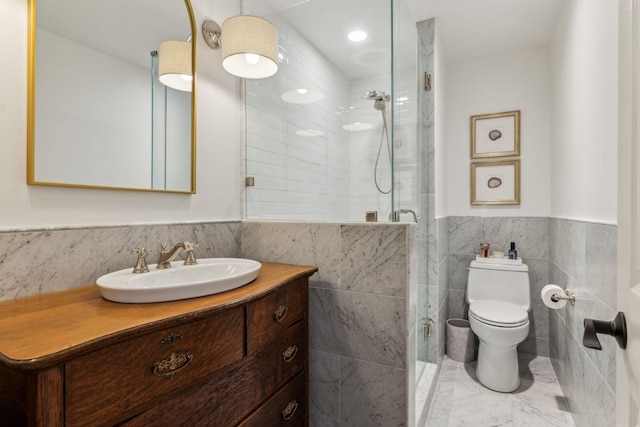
[282,345,298,363]
[365,211,378,222]
[156,241,198,269]
[245,176,255,187]
[394,209,418,223]
[152,351,193,377]
[550,289,575,306]
[282,400,299,421]
[423,322,431,340]
[161,333,183,345]
[202,20,222,49]
[583,312,627,350]
[424,72,432,91]
[274,305,288,323]
[131,247,151,273]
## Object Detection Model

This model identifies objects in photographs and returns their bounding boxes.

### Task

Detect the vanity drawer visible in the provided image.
[65,308,244,426]
[247,278,307,353]
[238,371,307,427]
[120,319,306,427]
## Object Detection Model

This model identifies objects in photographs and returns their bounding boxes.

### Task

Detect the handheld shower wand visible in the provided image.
[363,90,392,194]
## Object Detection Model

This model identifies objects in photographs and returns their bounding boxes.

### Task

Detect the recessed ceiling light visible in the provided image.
[348,30,367,42]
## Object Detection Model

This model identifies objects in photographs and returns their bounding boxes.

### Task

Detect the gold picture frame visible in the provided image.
[471,160,520,205]
[471,110,520,158]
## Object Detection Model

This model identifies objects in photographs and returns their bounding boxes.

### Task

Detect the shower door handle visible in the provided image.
[424,72,432,91]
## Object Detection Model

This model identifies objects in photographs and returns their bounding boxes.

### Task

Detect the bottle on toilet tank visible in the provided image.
[508,242,517,259]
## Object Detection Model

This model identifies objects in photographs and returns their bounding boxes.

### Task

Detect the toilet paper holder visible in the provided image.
[550,289,575,306]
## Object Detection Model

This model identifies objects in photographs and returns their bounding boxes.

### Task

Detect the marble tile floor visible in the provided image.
[425,355,575,426]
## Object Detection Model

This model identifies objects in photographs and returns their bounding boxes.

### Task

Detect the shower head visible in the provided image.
[362,90,390,102]
[363,90,391,112]
[363,90,378,100]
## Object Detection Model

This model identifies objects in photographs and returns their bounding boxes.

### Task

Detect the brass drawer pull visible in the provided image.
[282,345,298,363]
[274,305,288,323]
[282,400,298,421]
[152,351,192,378]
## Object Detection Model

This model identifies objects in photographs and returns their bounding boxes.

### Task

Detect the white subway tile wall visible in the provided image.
[244,7,417,221]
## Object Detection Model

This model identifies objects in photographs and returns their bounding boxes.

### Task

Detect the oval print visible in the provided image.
[488,130,502,141]
[487,177,502,188]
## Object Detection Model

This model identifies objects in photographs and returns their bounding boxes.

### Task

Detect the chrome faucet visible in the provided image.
[393,209,418,223]
[156,242,199,269]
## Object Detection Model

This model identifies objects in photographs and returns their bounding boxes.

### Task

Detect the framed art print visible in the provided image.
[471,160,520,205]
[470,110,520,159]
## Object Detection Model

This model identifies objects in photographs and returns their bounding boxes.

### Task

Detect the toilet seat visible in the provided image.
[469,300,528,328]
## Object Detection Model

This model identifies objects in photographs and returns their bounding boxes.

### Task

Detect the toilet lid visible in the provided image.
[469,300,528,327]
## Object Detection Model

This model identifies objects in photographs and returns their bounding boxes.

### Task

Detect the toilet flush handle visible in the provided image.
[582,312,627,350]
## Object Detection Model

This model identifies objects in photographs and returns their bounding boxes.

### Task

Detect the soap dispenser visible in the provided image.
[508,242,518,259]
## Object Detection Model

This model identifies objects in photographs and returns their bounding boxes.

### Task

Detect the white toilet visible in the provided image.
[466,259,531,392]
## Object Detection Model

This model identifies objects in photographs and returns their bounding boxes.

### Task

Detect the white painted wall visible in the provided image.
[549,0,618,224]
[0,0,242,229]
[445,45,551,217]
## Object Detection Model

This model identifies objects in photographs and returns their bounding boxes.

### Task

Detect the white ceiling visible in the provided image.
[262,0,563,80]
[263,0,394,81]
[41,0,564,80]
[404,0,563,62]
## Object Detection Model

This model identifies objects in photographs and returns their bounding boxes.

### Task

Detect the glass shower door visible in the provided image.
[242,0,394,222]
[391,0,419,223]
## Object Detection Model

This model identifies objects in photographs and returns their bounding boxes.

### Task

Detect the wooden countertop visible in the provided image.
[0,262,317,370]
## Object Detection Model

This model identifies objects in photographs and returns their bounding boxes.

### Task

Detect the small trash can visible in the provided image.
[446,318,476,362]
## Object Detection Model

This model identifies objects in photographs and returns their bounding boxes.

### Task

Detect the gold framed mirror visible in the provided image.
[27,0,197,193]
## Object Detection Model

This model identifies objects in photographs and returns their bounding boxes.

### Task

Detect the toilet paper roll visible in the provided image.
[541,284,567,309]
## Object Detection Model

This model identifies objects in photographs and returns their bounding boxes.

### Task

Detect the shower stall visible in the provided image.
[243,0,418,223]
[242,0,436,425]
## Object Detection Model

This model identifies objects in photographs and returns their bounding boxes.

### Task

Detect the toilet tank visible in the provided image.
[466,260,531,311]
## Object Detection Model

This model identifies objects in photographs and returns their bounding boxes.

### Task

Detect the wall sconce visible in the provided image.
[202,16,279,79]
[158,40,192,92]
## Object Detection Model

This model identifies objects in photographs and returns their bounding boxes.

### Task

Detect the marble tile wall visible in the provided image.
[0,216,613,426]
[0,221,241,301]
[548,218,617,427]
[417,17,438,368]
[415,19,440,427]
[447,216,550,357]
[241,221,417,427]
[436,216,449,362]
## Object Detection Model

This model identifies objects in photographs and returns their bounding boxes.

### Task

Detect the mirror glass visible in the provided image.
[27,0,196,193]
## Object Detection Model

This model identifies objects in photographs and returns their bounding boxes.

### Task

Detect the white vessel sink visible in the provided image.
[97,258,262,303]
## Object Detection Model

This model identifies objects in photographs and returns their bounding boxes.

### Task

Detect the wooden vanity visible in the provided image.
[0,262,317,426]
